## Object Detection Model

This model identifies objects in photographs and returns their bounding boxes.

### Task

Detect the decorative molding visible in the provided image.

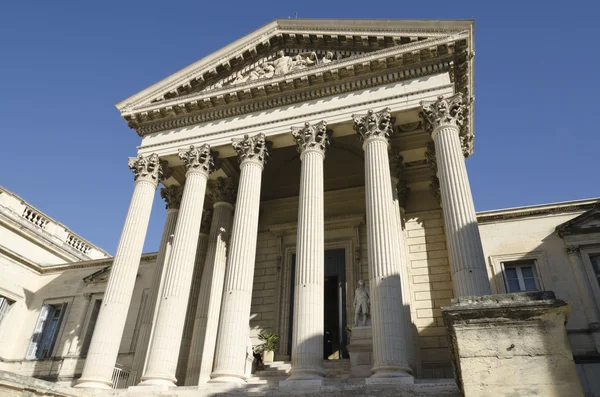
[178,144,217,175]
[137,82,454,152]
[160,185,184,210]
[397,179,411,210]
[291,120,332,156]
[269,213,364,236]
[478,203,599,224]
[388,147,404,178]
[207,177,238,204]
[429,176,441,205]
[128,153,170,183]
[556,206,600,237]
[424,142,437,171]
[419,94,465,135]
[232,133,271,165]
[352,107,395,144]
[566,245,580,255]
[200,209,213,234]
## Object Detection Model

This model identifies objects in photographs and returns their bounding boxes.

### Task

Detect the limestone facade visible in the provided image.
[0,18,598,396]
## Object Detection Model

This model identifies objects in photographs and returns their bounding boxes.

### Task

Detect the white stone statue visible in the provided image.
[353,280,370,326]
[269,50,294,76]
[321,51,334,64]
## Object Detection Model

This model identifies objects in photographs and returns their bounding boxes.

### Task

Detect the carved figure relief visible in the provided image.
[353,280,370,326]
[224,50,349,88]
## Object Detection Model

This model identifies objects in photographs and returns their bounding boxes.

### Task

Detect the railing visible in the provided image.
[111,366,136,389]
[66,234,92,255]
[21,207,49,228]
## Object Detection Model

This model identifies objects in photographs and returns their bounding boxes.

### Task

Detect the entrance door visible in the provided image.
[286,249,348,359]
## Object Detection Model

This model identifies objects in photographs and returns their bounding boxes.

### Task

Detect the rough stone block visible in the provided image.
[442,291,584,397]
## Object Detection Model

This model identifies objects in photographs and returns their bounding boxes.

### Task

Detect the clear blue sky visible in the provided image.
[0,1,597,255]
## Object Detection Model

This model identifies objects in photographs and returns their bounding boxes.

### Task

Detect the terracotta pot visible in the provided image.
[262,350,274,363]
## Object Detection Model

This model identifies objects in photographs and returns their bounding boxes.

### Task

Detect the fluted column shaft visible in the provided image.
[186,201,235,385]
[140,144,215,387]
[176,230,210,384]
[130,205,179,384]
[390,177,416,372]
[210,160,264,383]
[290,149,326,379]
[364,138,411,378]
[566,246,600,351]
[76,153,167,389]
[432,125,490,296]
[140,171,210,386]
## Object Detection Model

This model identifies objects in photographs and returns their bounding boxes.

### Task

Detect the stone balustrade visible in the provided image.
[0,186,109,260]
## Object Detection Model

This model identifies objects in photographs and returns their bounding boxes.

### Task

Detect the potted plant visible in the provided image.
[257,332,279,363]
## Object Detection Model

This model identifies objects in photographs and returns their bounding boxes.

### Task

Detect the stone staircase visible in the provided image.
[247,359,353,385]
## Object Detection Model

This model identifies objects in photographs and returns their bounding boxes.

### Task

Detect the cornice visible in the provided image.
[476,199,600,224]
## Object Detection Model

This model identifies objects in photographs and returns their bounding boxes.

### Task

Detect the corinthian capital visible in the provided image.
[128,153,170,184]
[420,94,465,134]
[352,107,395,144]
[160,185,184,210]
[291,121,332,157]
[178,144,217,176]
[207,177,238,204]
[232,133,271,166]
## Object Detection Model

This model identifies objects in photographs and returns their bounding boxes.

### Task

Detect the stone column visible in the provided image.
[353,108,412,382]
[566,245,600,351]
[388,152,417,373]
[139,145,216,387]
[210,133,270,384]
[286,121,331,382]
[186,177,237,385]
[75,154,169,389]
[176,211,211,385]
[130,185,183,384]
[420,95,491,297]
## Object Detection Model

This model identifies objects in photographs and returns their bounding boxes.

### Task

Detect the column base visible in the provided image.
[73,377,112,389]
[137,374,177,388]
[208,373,246,384]
[279,378,323,391]
[366,373,414,385]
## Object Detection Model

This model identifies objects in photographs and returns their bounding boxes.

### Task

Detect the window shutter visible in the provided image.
[47,303,68,357]
[26,304,51,359]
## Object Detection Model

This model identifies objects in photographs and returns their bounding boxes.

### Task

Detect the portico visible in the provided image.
[75,18,487,391]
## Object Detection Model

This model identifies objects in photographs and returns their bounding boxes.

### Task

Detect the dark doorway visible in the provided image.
[287,249,348,359]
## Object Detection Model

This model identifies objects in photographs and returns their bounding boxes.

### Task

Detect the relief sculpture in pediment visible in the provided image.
[218,50,338,88]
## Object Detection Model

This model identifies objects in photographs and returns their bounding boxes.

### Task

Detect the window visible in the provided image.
[590,254,600,287]
[26,303,67,359]
[0,296,14,328]
[503,260,540,293]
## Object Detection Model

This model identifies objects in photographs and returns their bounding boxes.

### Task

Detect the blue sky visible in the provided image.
[0,1,597,255]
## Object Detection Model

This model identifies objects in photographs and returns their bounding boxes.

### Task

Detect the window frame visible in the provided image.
[580,246,600,306]
[0,296,14,330]
[26,297,72,360]
[502,260,541,293]
[488,252,550,295]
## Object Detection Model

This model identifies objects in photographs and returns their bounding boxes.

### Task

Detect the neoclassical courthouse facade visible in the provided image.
[1,19,600,397]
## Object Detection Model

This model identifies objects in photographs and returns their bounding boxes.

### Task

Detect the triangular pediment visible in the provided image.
[117,19,474,136]
[557,207,600,236]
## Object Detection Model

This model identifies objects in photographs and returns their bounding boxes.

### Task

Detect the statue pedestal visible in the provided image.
[442,291,584,397]
[347,326,372,378]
